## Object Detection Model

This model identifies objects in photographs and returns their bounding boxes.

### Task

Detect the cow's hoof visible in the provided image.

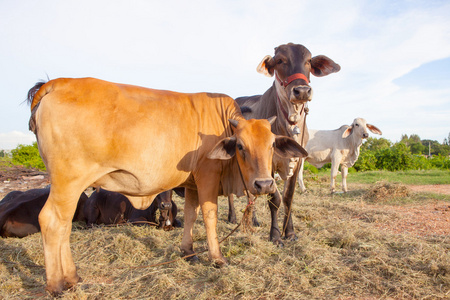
[184,254,199,263]
[252,218,261,227]
[212,257,228,268]
[283,234,298,242]
[45,284,65,297]
[271,238,285,247]
[227,215,237,224]
[64,276,82,288]
[181,249,199,263]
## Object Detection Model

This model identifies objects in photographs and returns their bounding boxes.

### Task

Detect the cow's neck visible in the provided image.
[268,83,308,146]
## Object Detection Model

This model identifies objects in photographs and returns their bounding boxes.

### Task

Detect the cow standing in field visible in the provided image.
[27,77,307,295]
[228,43,340,245]
[298,118,382,193]
[84,188,181,230]
[0,187,87,238]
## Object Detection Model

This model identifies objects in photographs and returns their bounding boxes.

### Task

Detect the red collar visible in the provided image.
[275,72,309,87]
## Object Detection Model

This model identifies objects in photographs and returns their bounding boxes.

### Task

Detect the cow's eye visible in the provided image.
[237,143,243,151]
[277,59,283,65]
[355,123,359,127]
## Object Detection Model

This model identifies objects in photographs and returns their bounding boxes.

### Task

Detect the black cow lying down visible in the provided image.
[0,187,87,238]
[84,188,182,231]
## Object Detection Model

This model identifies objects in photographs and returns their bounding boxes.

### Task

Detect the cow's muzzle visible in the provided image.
[253,178,276,194]
[290,85,312,104]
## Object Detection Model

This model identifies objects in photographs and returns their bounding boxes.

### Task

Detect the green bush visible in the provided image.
[429,154,450,169]
[375,143,414,171]
[11,142,46,170]
[353,150,377,171]
[303,161,319,174]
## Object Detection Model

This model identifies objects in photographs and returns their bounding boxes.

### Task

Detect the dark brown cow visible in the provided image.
[27,77,307,295]
[84,188,181,230]
[0,187,87,238]
[228,43,340,245]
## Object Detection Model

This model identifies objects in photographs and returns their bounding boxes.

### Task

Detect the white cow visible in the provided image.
[298,118,382,193]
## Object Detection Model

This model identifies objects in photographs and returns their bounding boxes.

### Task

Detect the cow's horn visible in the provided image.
[229,119,239,128]
[268,116,277,125]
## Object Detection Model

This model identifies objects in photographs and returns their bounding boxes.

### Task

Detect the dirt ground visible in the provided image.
[1,165,449,237]
[408,184,450,195]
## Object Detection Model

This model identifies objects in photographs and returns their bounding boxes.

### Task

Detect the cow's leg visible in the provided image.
[268,188,283,246]
[227,195,237,224]
[341,166,348,193]
[171,201,182,227]
[180,188,200,262]
[39,183,84,296]
[197,182,227,267]
[297,157,307,193]
[330,154,342,193]
[281,164,301,241]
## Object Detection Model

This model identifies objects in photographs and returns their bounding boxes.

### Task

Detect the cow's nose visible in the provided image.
[292,86,312,100]
[254,179,275,194]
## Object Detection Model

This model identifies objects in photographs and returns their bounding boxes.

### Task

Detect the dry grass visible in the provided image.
[363,181,411,203]
[1,179,449,299]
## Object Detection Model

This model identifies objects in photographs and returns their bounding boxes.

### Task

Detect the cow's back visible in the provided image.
[33,78,242,197]
[305,127,349,167]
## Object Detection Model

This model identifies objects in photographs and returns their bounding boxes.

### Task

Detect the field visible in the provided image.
[0,164,449,299]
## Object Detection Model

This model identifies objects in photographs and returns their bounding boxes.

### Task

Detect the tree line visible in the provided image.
[354,133,450,171]
[3,134,450,173]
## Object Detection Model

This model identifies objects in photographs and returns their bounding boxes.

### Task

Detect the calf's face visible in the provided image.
[154,190,174,230]
[342,118,383,139]
[208,117,308,195]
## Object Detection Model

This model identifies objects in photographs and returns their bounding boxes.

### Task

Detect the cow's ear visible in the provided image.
[207,136,237,160]
[367,124,382,135]
[257,55,275,77]
[311,55,341,77]
[274,136,308,158]
[342,126,353,138]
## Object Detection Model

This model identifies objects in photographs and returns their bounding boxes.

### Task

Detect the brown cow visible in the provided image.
[27,77,307,295]
[228,43,340,245]
[84,188,181,230]
[0,187,87,238]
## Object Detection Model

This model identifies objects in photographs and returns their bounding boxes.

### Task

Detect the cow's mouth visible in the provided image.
[158,210,172,230]
[251,178,276,195]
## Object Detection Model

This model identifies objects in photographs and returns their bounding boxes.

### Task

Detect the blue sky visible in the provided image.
[1,0,449,149]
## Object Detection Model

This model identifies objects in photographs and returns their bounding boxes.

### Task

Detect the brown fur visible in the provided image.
[229,43,340,244]
[27,77,306,295]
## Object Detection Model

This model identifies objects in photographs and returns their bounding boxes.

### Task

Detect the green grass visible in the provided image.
[347,169,450,185]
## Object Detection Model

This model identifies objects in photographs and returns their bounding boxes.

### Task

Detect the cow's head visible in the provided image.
[257,43,340,122]
[154,190,174,231]
[207,117,308,195]
[342,118,382,139]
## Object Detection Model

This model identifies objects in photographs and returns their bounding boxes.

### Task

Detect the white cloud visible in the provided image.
[0,0,449,144]
[0,131,36,150]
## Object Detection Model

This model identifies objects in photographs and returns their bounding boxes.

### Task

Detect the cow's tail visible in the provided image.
[27,80,48,134]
